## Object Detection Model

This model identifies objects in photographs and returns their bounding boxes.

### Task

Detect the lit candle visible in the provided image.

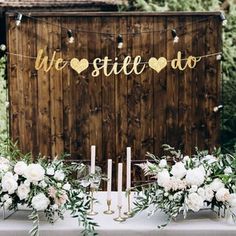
[117,163,123,207]
[126,147,131,190]
[91,145,96,174]
[107,159,112,201]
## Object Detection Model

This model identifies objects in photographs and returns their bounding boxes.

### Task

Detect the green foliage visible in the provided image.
[122,0,236,152]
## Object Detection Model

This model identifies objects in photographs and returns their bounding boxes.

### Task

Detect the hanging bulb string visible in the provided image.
[5,51,222,66]
[15,12,215,36]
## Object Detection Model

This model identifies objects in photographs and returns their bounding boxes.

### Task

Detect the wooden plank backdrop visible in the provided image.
[6,12,222,187]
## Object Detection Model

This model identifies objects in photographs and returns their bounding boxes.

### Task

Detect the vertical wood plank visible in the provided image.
[166,16,180,149]
[36,18,51,156]
[153,16,167,156]
[140,16,154,158]
[127,16,141,162]
[49,17,64,157]
[192,17,207,150]
[115,16,128,189]
[88,16,102,164]
[7,15,20,145]
[75,16,90,161]
[177,16,193,154]
[101,16,116,161]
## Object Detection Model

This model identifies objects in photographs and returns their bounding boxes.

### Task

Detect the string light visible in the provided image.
[0,44,6,51]
[171,29,179,44]
[67,30,74,44]
[117,34,123,49]
[216,54,222,61]
[220,12,227,26]
[213,105,223,113]
[15,13,22,26]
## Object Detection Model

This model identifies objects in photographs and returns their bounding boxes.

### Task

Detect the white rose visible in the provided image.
[17,184,30,200]
[197,187,205,197]
[210,178,224,191]
[228,193,236,207]
[159,159,167,168]
[215,188,230,202]
[0,156,10,172]
[63,183,71,191]
[201,155,217,164]
[4,197,12,209]
[2,172,18,194]
[157,169,170,188]
[46,167,55,176]
[186,193,204,212]
[31,193,50,211]
[204,186,214,202]
[189,185,198,193]
[14,161,27,175]
[186,167,205,186]
[171,162,187,179]
[183,156,190,163]
[1,194,9,201]
[54,170,65,181]
[224,167,233,175]
[24,180,31,187]
[25,164,45,182]
[39,180,47,188]
[52,204,58,210]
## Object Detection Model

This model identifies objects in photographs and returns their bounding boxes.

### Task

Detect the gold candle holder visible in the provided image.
[124,190,133,218]
[104,199,114,214]
[87,187,98,216]
[113,205,126,222]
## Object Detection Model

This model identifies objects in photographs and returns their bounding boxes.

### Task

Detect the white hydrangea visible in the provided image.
[2,172,18,194]
[157,169,170,188]
[25,164,45,182]
[0,156,10,173]
[63,183,71,191]
[17,184,30,200]
[54,170,65,181]
[46,167,55,176]
[170,162,187,179]
[31,193,50,211]
[215,188,230,202]
[159,159,167,168]
[210,178,224,192]
[186,167,205,186]
[14,161,28,175]
[186,193,204,212]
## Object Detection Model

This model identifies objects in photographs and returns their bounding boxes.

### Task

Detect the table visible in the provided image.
[0,192,236,236]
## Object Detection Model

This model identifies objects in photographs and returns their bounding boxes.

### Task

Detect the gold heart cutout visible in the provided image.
[148,57,167,73]
[70,58,89,74]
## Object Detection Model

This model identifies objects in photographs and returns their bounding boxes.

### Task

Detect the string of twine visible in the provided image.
[5,51,222,65]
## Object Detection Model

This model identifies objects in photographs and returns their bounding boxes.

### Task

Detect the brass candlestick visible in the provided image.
[104,199,114,214]
[113,205,126,222]
[87,187,98,216]
[124,190,133,217]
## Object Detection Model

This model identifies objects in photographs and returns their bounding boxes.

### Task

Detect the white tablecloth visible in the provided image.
[0,191,236,236]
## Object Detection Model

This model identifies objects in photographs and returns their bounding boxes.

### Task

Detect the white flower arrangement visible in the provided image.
[133,145,236,228]
[0,141,100,236]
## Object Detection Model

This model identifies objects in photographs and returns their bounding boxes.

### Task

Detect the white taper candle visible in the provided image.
[107,159,112,201]
[117,163,123,207]
[91,145,96,174]
[126,147,131,190]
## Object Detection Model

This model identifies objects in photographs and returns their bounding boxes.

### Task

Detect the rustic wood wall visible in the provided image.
[6,12,222,187]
